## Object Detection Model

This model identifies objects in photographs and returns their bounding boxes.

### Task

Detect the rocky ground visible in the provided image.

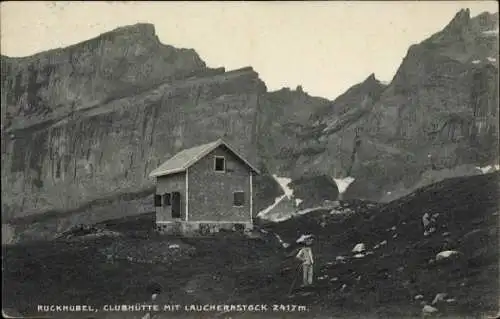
[3,172,499,319]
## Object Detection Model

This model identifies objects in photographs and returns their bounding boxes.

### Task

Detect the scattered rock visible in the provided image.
[336,256,346,262]
[422,305,439,315]
[442,232,451,237]
[422,213,431,228]
[424,227,437,237]
[436,250,460,261]
[374,240,387,249]
[296,234,314,244]
[432,292,448,305]
[352,243,366,253]
[330,277,338,282]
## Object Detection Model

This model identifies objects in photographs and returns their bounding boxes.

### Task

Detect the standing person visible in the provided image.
[295,235,315,287]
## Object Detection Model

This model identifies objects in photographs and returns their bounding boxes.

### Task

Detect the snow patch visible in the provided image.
[477,165,500,174]
[257,195,287,218]
[168,244,180,249]
[272,174,294,199]
[353,253,365,258]
[257,174,296,221]
[295,198,303,207]
[333,176,355,194]
[487,57,497,62]
[472,60,481,64]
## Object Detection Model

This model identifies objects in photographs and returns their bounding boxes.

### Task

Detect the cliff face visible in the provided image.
[347,9,499,200]
[1,23,265,222]
[259,10,499,202]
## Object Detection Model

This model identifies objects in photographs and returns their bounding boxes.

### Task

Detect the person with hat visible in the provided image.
[295,235,315,287]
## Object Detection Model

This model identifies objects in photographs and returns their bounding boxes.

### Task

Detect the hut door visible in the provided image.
[171,192,181,218]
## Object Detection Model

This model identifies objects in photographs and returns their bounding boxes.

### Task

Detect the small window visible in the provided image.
[233,191,245,207]
[214,156,225,172]
[163,193,171,206]
[154,194,162,207]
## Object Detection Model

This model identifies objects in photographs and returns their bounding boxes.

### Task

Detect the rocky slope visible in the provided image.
[3,172,498,318]
[1,23,265,224]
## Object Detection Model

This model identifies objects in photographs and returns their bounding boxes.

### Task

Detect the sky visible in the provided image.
[1,1,498,100]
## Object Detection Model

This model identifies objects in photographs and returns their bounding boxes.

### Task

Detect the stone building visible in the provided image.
[149,139,259,236]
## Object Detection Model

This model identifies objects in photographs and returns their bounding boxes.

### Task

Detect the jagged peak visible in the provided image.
[365,73,377,82]
[440,8,472,34]
[454,8,471,21]
[362,73,388,86]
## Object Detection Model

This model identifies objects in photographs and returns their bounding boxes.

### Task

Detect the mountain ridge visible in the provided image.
[1,9,498,241]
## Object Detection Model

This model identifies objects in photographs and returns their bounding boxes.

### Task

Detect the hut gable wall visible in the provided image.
[188,145,251,222]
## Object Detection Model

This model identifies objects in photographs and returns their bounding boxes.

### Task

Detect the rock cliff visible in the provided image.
[1,23,265,223]
[261,9,499,201]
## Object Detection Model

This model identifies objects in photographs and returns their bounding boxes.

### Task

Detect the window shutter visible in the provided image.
[154,195,162,207]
